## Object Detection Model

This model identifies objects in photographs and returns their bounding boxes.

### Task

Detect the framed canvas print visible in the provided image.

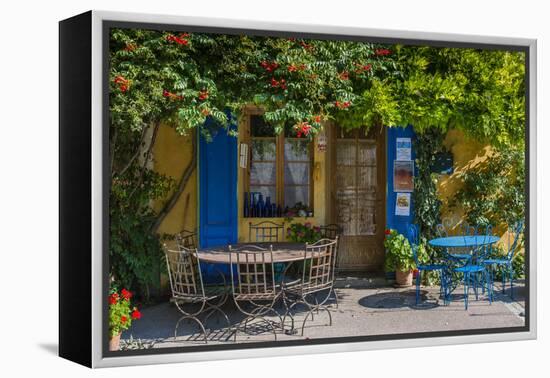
[59,10,537,368]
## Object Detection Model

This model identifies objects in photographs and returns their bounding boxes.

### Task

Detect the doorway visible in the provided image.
[330,125,386,272]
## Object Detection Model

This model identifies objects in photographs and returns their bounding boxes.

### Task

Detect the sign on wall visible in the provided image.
[393,160,414,192]
[396,137,412,161]
[395,192,411,216]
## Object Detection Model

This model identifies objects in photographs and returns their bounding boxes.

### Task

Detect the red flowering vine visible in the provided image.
[198,90,209,101]
[113,75,130,93]
[270,78,287,90]
[260,60,279,72]
[294,121,312,138]
[354,63,372,73]
[162,89,183,100]
[375,48,391,56]
[335,100,351,109]
[338,71,350,80]
[166,33,190,46]
[123,42,137,52]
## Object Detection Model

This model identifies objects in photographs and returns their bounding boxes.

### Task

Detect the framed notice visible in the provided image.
[393,160,414,192]
[395,193,411,216]
[396,137,412,161]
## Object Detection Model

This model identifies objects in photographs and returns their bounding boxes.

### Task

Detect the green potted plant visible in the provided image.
[108,288,141,351]
[384,229,416,287]
[286,222,322,243]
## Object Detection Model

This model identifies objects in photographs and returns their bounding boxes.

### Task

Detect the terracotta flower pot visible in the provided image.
[109,333,121,351]
[395,269,413,287]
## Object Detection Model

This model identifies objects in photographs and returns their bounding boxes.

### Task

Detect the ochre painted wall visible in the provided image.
[436,129,512,246]
[152,124,198,238]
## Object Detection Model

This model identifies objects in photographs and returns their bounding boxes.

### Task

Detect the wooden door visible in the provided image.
[330,126,386,272]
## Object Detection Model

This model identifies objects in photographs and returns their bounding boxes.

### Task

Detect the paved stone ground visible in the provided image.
[121,280,525,350]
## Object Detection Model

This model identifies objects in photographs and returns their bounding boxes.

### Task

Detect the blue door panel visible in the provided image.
[199,117,238,282]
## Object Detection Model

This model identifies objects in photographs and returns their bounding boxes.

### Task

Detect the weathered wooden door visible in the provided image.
[330,126,386,272]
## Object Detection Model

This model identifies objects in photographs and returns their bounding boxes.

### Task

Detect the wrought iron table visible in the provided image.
[428,235,500,249]
[428,235,500,304]
[197,242,308,264]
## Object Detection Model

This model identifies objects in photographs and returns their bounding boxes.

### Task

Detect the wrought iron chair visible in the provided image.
[452,224,493,310]
[175,229,198,249]
[483,221,524,299]
[228,245,286,341]
[436,219,476,262]
[319,224,343,308]
[163,245,230,343]
[408,225,447,306]
[282,238,338,336]
[249,221,284,242]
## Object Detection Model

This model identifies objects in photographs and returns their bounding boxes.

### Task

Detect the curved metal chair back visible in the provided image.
[229,246,276,297]
[506,221,524,261]
[164,245,205,299]
[319,224,343,239]
[175,229,198,250]
[476,224,493,260]
[436,217,455,237]
[301,238,338,291]
[249,221,284,242]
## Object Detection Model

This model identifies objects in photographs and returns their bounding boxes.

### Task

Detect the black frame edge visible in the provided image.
[59,10,93,368]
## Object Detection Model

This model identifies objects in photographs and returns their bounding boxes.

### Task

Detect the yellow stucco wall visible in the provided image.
[152,124,198,237]
[436,129,513,246]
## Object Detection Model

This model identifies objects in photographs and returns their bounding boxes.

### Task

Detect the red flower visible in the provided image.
[335,101,351,109]
[270,78,279,87]
[131,309,141,320]
[363,64,372,71]
[166,34,189,45]
[339,71,349,80]
[121,288,132,300]
[313,115,322,123]
[198,90,209,101]
[108,293,118,305]
[114,76,130,92]
[288,64,298,72]
[300,41,313,50]
[119,84,128,92]
[123,43,137,52]
[385,229,391,235]
[120,315,128,324]
[163,90,183,100]
[375,48,391,56]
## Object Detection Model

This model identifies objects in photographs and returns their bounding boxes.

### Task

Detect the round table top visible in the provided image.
[197,242,307,264]
[428,235,500,248]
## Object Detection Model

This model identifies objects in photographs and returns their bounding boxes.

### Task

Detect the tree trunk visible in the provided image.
[151,132,197,233]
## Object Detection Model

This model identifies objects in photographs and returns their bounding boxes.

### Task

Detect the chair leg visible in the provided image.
[502,267,506,294]
[511,269,515,299]
[463,272,469,310]
[415,270,421,305]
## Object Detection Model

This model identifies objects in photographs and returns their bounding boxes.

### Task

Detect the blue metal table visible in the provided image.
[428,235,500,249]
[428,235,500,304]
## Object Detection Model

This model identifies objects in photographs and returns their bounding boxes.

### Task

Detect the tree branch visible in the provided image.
[151,133,197,233]
[116,125,150,178]
[129,121,161,199]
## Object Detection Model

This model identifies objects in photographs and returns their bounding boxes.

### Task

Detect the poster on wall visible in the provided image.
[396,137,412,161]
[393,160,414,192]
[395,192,411,216]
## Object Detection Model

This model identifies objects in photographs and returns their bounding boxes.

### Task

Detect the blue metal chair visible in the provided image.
[483,221,524,300]
[453,224,493,310]
[408,225,447,306]
[436,219,475,263]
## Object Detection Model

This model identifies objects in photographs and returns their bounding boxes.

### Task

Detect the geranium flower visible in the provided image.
[108,293,118,305]
[198,90,209,101]
[385,229,392,235]
[120,315,128,324]
[131,309,141,320]
[121,288,132,300]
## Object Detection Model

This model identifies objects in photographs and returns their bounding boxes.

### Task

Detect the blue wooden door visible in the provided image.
[199,119,238,249]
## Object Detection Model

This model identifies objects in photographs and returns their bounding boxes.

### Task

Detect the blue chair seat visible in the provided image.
[454,265,485,273]
[418,264,446,271]
[450,253,472,260]
[483,259,509,265]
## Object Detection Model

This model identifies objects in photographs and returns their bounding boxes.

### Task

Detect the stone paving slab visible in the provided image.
[121,281,525,350]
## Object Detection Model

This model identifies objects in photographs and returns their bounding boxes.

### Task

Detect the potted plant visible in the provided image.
[108,288,141,351]
[384,229,416,287]
[286,222,322,243]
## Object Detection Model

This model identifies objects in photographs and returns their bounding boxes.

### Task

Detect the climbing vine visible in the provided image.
[108,27,526,297]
